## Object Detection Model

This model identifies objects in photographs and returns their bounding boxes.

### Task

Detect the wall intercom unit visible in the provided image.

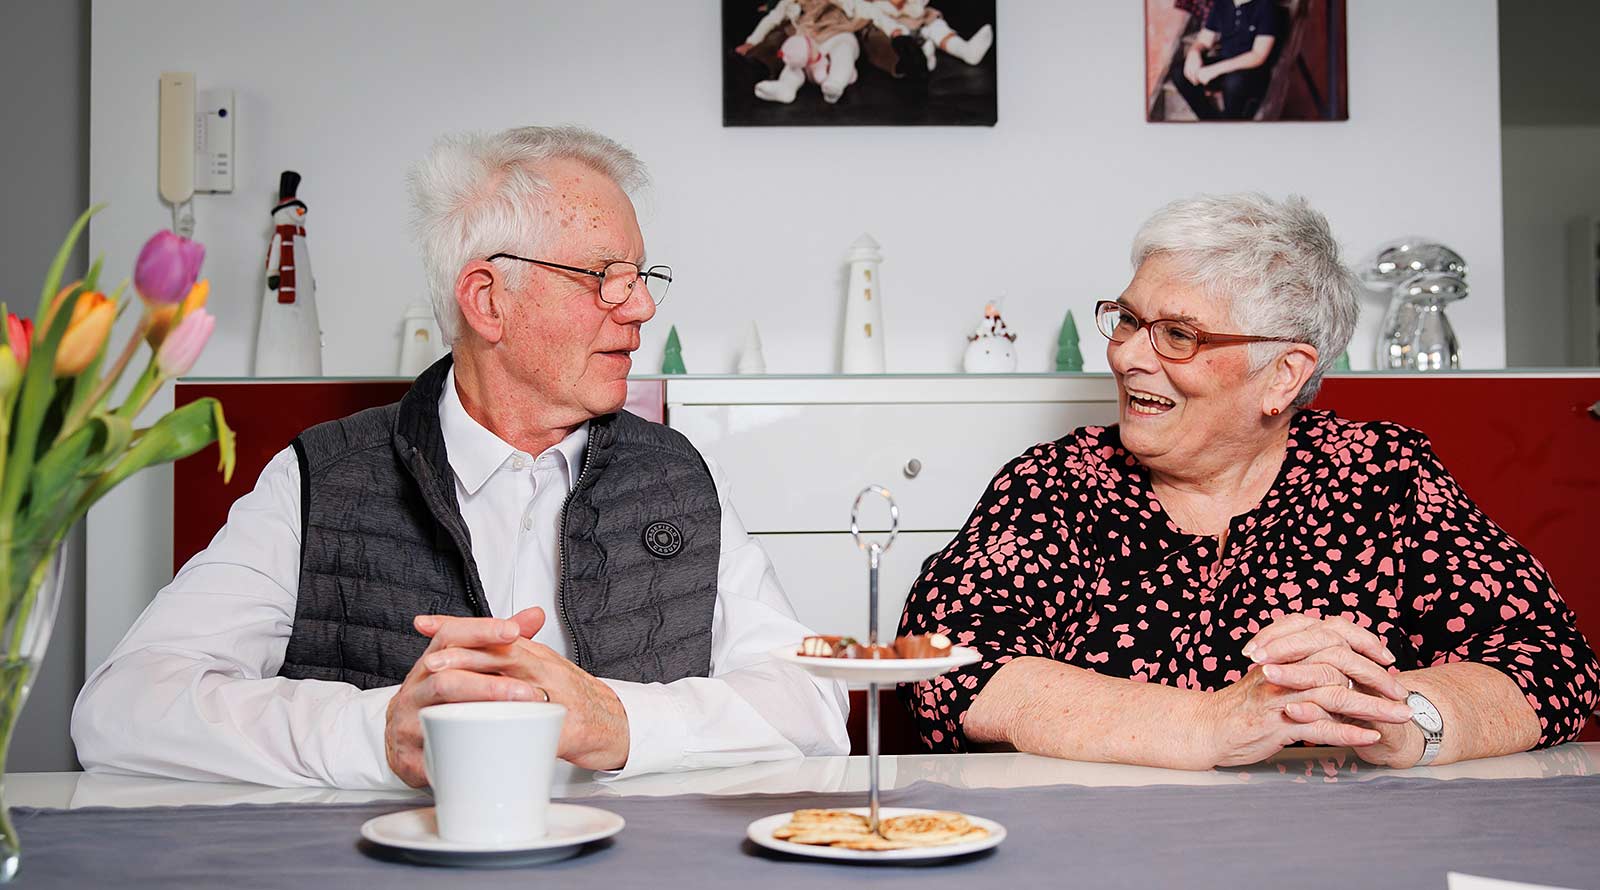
[159,72,235,235]
[158,72,196,206]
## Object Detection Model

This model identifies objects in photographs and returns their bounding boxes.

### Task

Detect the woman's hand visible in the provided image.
[1203,663,1414,767]
[1239,613,1421,766]
[1243,613,1408,699]
[1183,51,1204,85]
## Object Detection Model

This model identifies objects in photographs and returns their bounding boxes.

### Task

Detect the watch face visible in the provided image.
[1407,692,1443,733]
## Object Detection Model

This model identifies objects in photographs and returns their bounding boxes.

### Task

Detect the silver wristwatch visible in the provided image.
[1406,691,1444,766]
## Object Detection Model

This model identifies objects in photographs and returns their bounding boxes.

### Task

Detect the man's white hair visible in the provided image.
[1130,193,1360,407]
[408,126,648,345]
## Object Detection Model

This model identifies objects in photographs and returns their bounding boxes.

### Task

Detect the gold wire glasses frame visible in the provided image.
[1093,300,1303,363]
[488,253,673,306]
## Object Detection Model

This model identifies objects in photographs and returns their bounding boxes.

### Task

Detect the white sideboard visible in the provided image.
[666,375,1120,639]
[84,375,1120,672]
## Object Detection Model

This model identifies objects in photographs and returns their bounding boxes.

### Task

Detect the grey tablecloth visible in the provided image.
[12,776,1599,888]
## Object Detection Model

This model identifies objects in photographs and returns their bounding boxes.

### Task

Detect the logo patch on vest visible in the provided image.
[643,521,683,558]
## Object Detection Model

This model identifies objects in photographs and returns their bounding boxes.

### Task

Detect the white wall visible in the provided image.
[1501,125,1600,367]
[81,0,1510,674]
[88,0,1508,381]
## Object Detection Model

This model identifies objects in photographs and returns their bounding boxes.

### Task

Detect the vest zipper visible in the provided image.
[557,434,598,668]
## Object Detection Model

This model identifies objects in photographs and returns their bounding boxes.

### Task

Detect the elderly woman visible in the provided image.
[899,194,1598,769]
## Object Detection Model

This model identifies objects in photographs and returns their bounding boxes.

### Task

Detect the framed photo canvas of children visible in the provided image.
[723,0,998,126]
[1146,0,1348,122]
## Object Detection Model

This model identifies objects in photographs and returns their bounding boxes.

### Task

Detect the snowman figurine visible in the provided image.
[254,170,324,376]
[961,302,1018,373]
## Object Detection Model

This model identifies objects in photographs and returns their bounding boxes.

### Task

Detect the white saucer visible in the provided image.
[360,804,623,867]
[771,643,982,685]
[747,807,1006,863]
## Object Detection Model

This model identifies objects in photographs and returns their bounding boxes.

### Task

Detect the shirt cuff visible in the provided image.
[352,685,408,789]
[593,679,688,781]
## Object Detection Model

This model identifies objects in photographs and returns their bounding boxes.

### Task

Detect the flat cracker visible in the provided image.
[879,811,974,844]
[785,830,883,846]
[773,809,989,852]
[772,809,871,841]
[832,835,919,851]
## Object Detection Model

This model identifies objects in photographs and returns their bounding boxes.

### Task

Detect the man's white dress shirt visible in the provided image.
[72,370,849,788]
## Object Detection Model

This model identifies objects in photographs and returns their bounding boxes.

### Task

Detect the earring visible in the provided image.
[1269,407,1281,416]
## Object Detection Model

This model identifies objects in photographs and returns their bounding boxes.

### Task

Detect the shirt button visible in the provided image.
[511,456,527,470]
[522,517,533,531]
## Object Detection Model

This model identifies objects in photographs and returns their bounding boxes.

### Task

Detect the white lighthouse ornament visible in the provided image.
[840,234,886,374]
[254,170,324,376]
[962,302,1019,372]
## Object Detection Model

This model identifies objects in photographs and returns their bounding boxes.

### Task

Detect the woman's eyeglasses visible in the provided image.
[1094,300,1302,362]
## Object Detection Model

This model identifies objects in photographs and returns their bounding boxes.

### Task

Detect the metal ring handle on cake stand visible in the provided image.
[849,485,899,832]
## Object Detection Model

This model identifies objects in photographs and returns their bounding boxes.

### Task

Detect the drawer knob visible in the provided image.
[903,458,922,479]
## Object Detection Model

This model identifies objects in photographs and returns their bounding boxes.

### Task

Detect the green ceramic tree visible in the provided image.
[661,325,686,375]
[1335,349,1351,371]
[1055,310,1083,372]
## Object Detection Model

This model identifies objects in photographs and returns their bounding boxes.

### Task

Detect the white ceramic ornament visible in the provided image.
[737,321,768,374]
[840,234,886,373]
[961,302,1018,372]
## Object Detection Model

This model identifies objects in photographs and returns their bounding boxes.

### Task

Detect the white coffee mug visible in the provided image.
[419,701,566,844]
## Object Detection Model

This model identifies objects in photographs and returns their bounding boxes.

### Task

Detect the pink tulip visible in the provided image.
[156,308,215,377]
[134,230,205,305]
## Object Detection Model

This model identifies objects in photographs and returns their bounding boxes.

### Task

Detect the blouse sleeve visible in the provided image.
[1396,433,1599,747]
[896,445,1071,751]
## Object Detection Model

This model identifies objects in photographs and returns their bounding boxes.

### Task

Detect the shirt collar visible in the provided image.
[437,367,589,496]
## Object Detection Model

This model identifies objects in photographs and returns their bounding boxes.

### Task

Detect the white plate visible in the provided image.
[360,804,623,868]
[771,643,981,684]
[747,807,1006,863]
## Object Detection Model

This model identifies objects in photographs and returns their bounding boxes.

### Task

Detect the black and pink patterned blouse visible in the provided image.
[898,409,1598,751]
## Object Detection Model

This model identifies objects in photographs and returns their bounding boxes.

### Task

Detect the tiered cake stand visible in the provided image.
[750,487,1004,863]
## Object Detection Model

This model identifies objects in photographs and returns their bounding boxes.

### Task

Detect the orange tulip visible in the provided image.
[42,281,82,332]
[146,279,210,348]
[53,290,115,377]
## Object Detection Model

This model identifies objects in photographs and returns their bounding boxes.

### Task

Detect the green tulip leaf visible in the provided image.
[81,397,230,511]
[0,286,88,520]
[82,255,104,295]
[16,414,132,541]
[37,204,104,318]
[212,400,236,484]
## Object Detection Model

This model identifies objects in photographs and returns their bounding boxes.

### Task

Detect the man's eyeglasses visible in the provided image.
[1094,300,1302,363]
[488,253,673,306]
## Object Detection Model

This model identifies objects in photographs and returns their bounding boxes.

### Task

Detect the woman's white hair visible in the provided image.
[408,126,647,344]
[1130,193,1360,407]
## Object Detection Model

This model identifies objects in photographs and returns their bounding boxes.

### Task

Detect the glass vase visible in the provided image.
[0,540,68,883]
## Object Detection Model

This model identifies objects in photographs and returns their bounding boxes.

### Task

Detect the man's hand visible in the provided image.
[416,607,631,773]
[1183,51,1204,85]
[383,615,543,788]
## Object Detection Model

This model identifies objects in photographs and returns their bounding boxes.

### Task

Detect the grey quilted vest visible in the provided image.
[278,356,720,689]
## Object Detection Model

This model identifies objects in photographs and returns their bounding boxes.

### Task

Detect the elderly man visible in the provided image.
[72,126,849,788]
